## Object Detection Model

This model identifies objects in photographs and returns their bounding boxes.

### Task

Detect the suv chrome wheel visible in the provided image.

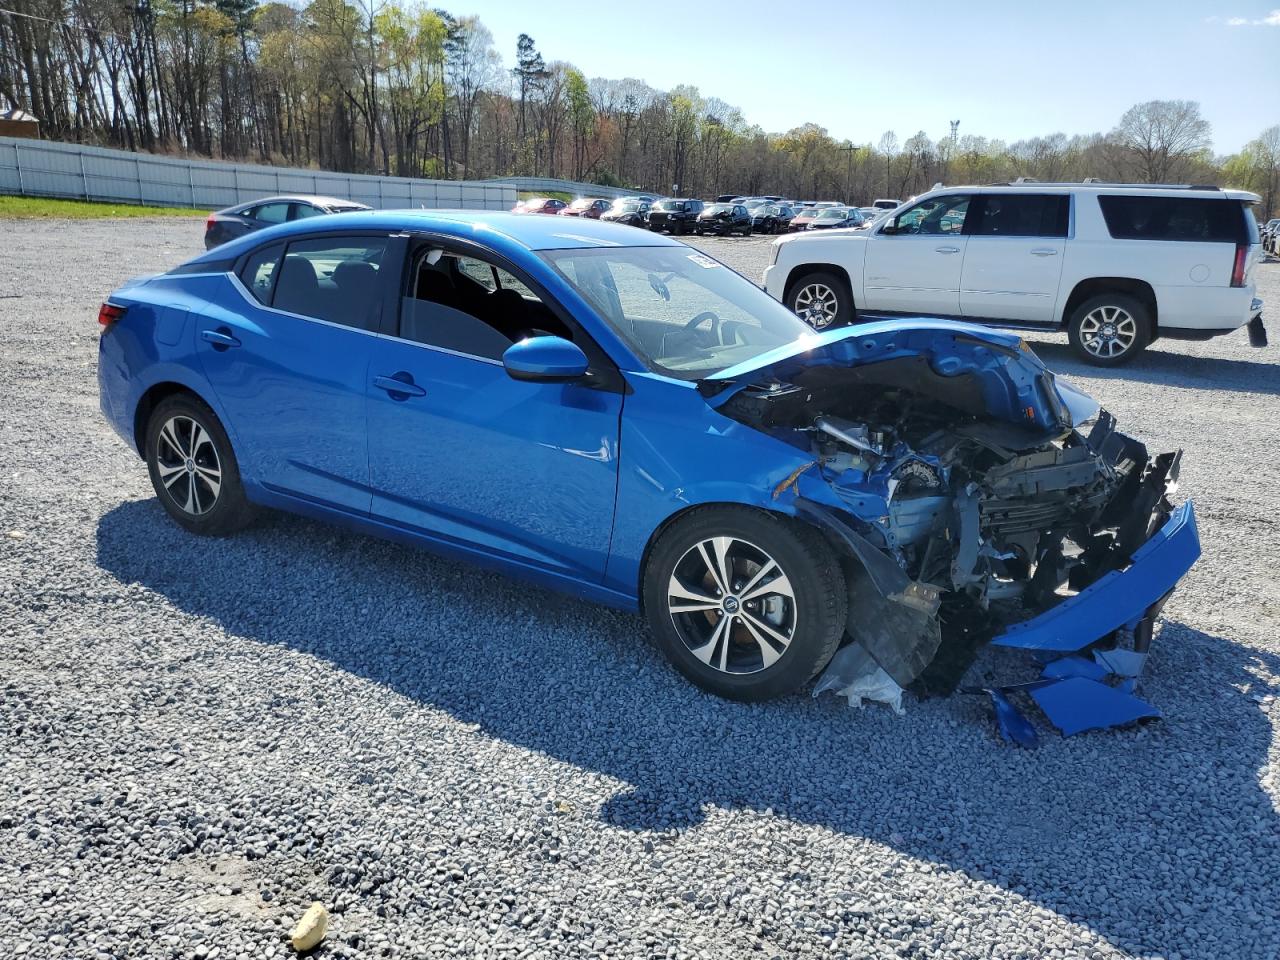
[666,536,796,675]
[155,414,222,516]
[1078,305,1137,360]
[793,282,839,329]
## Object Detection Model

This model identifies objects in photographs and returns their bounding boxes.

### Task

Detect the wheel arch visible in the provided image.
[783,262,854,306]
[1059,277,1158,333]
[132,380,216,458]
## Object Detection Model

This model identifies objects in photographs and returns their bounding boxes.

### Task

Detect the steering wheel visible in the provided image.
[683,310,722,342]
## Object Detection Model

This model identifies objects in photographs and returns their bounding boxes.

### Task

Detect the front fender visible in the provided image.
[604,371,846,596]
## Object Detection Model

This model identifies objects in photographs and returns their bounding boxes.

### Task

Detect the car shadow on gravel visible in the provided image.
[96,500,1280,957]
[1024,339,1280,396]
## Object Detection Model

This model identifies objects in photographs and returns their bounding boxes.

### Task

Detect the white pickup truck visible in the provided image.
[763,182,1266,365]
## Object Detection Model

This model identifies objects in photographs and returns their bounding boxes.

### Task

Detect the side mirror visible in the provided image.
[879,222,897,235]
[503,336,589,383]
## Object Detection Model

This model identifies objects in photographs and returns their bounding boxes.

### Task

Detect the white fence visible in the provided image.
[488,176,651,200]
[0,137,517,211]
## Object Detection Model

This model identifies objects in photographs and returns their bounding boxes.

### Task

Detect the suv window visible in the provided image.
[1098,195,1248,243]
[239,243,284,304]
[887,195,971,235]
[271,236,388,330]
[971,194,1069,238]
[249,202,291,224]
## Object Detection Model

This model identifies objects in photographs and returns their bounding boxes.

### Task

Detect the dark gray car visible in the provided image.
[203,195,372,249]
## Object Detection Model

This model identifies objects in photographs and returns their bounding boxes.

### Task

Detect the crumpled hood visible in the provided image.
[705,319,1099,432]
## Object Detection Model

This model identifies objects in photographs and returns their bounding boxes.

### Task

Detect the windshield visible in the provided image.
[654,200,685,211]
[540,246,812,378]
[570,199,594,209]
[613,200,641,212]
[704,204,732,214]
[816,208,847,219]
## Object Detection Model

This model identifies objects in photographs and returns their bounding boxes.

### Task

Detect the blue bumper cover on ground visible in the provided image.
[975,501,1200,746]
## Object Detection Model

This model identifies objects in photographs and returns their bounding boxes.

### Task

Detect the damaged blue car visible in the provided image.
[97,211,1199,736]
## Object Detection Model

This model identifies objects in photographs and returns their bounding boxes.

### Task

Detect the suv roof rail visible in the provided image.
[977,180,1223,191]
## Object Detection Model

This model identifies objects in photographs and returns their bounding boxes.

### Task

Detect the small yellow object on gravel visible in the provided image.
[289,902,329,952]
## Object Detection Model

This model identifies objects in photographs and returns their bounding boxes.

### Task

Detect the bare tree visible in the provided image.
[1111,99,1212,183]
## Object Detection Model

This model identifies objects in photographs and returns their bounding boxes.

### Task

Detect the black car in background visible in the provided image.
[749,203,789,234]
[648,198,705,234]
[695,202,752,236]
[600,197,652,227]
[203,195,372,249]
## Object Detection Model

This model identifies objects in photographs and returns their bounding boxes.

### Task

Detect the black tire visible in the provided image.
[642,507,847,702]
[145,393,255,536]
[786,269,854,330]
[1066,293,1152,367]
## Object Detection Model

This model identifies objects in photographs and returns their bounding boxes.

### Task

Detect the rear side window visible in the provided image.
[272,236,388,331]
[249,202,290,224]
[291,203,325,220]
[1098,195,1248,243]
[238,243,283,304]
[971,194,1069,238]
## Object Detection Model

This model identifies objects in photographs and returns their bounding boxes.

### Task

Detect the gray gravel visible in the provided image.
[2,216,1280,960]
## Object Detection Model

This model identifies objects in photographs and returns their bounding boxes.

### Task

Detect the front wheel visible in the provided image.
[787,270,853,330]
[1067,293,1151,366]
[145,394,255,535]
[643,507,847,702]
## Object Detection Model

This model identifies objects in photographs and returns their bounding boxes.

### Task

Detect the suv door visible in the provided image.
[364,241,623,579]
[959,193,1069,324]
[196,233,399,512]
[862,193,973,314]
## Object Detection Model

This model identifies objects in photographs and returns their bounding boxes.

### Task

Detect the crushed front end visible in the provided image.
[705,322,1201,743]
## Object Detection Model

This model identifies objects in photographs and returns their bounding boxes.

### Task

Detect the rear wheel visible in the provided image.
[643,507,847,702]
[145,394,255,536]
[1067,293,1151,366]
[787,270,853,330]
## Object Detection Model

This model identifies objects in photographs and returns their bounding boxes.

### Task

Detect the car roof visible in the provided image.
[921,183,1261,202]
[187,209,683,265]
[231,195,364,209]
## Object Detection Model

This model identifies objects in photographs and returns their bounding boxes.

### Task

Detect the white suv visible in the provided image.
[763,182,1265,365]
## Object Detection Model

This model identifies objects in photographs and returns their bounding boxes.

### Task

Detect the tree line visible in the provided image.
[1,0,1277,216]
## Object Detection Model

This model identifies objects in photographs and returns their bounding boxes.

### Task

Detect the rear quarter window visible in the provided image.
[1098,195,1249,243]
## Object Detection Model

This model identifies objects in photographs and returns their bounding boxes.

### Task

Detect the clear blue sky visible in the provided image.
[462,0,1280,153]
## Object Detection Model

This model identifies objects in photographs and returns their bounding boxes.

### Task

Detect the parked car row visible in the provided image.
[507,193,886,238]
[1263,216,1280,256]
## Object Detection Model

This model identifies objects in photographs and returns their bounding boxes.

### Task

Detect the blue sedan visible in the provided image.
[97,211,1198,712]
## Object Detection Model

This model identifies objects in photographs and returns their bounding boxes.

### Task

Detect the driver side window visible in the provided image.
[888,195,972,236]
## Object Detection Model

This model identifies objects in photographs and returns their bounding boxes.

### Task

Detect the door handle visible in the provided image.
[373,373,426,399]
[200,328,240,349]
[1030,248,1059,257]
[935,245,960,254]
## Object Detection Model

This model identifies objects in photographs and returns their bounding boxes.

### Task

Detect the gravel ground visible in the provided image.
[2,217,1279,960]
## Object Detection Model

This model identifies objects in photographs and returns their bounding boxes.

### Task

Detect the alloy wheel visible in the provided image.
[793,282,839,329]
[155,415,222,515]
[666,536,797,675]
[1078,305,1137,359]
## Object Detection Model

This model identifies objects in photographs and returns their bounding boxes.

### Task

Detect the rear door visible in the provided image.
[196,232,399,512]
[862,193,973,314]
[959,193,1069,324]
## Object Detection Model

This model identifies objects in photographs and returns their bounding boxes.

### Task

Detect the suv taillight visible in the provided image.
[1231,243,1248,288]
[205,215,216,231]
[98,303,125,327]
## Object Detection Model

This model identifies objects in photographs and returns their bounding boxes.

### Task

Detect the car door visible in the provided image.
[364,241,623,579]
[862,193,973,314]
[959,193,1069,324]
[195,232,399,513]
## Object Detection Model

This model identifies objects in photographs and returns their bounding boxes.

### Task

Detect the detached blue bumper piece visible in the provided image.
[974,502,1200,745]
[991,500,1201,653]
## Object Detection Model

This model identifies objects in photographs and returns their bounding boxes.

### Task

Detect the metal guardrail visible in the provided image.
[0,137,517,211]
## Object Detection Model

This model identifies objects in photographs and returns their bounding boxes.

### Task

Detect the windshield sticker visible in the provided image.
[687,254,720,269]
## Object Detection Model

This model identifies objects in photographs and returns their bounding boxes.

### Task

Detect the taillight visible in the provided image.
[1231,243,1248,288]
[205,215,216,231]
[98,303,125,327]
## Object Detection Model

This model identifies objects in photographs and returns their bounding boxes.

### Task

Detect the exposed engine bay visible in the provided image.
[711,349,1193,744]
